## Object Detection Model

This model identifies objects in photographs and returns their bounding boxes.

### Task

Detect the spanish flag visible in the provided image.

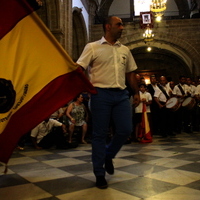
[138,103,152,143]
[0,0,96,164]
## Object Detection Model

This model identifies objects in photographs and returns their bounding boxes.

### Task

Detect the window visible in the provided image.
[134,0,151,16]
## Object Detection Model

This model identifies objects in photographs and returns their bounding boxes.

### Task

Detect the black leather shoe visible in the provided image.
[105,159,114,175]
[96,176,108,189]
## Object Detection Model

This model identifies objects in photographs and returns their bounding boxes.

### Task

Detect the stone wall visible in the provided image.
[35,1,200,80]
[36,0,73,56]
[90,18,200,79]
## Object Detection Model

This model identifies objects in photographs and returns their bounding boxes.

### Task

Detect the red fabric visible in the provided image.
[0,0,96,164]
[0,68,96,164]
[0,0,36,39]
[138,103,152,143]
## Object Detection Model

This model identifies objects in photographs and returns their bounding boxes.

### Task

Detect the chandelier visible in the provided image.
[143,25,154,42]
[150,0,167,13]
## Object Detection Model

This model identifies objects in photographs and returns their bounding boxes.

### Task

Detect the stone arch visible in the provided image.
[36,0,60,30]
[95,0,191,20]
[129,41,192,67]
[72,7,87,61]
[36,0,72,52]
[45,0,60,30]
[154,33,199,75]
[174,0,190,18]
[130,44,192,82]
[95,0,114,23]
[36,0,48,25]
[36,0,66,45]
[122,27,200,80]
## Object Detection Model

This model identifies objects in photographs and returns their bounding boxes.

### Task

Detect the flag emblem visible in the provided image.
[0,0,96,164]
[0,78,16,113]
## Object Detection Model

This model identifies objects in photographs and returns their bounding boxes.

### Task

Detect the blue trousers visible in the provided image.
[90,88,132,176]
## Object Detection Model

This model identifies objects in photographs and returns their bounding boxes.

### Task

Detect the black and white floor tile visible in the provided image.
[1,132,200,200]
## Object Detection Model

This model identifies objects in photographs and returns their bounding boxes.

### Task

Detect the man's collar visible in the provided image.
[100,37,121,46]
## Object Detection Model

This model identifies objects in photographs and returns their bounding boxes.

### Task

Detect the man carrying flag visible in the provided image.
[0,0,96,164]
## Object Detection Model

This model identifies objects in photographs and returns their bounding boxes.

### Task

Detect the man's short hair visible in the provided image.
[179,75,186,79]
[102,16,113,33]
[139,83,147,88]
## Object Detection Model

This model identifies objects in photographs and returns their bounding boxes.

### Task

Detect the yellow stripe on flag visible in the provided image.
[0,0,96,164]
[144,111,150,133]
[0,12,77,132]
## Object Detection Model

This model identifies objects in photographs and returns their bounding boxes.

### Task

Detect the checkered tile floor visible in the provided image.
[1,132,200,200]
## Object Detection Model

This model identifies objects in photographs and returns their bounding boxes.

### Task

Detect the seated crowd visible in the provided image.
[17,74,200,150]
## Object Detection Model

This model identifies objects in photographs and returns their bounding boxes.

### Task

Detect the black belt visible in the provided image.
[96,87,122,91]
[106,88,121,91]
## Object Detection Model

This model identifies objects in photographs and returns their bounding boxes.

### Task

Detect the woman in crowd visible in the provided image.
[66,93,88,144]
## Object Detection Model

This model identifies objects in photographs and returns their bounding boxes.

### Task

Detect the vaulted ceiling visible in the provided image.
[83,0,191,22]
[79,0,199,81]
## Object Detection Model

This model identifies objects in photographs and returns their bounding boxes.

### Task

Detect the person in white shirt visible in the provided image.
[172,76,188,98]
[182,77,197,133]
[134,83,152,140]
[31,117,68,149]
[154,76,175,137]
[50,108,64,120]
[194,79,200,131]
[147,75,160,135]
[76,16,140,189]
[195,79,200,96]
[186,77,196,97]
[172,76,188,133]
[135,84,152,113]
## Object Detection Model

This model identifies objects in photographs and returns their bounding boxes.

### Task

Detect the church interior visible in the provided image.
[1,0,200,199]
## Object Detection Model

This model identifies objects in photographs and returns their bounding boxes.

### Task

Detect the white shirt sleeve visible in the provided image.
[154,88,161,98]
[50,119,62,127]
[76,43,93,70]
[30,126,39,138]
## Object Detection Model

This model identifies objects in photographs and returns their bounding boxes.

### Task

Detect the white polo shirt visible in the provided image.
[135,91,152,113]
[186,84,196,97]
[31,119,62,143]
[195,85,200,95]
[154,85,171,103]
[172,84,188,96]
[77,37,137,90]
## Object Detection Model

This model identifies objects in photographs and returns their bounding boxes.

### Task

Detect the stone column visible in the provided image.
[62,0,73,56]
[88,1,98,42]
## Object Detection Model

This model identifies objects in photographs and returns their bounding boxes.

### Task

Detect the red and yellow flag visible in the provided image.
[138,103,152,143]
[0,0,96,164]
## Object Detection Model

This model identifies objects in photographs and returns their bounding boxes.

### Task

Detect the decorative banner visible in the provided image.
[0,0,96,164]
[138,103,153,143]
[140,12,154,29]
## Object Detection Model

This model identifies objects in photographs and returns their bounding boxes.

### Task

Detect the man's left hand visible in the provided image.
[132,94,140,107]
